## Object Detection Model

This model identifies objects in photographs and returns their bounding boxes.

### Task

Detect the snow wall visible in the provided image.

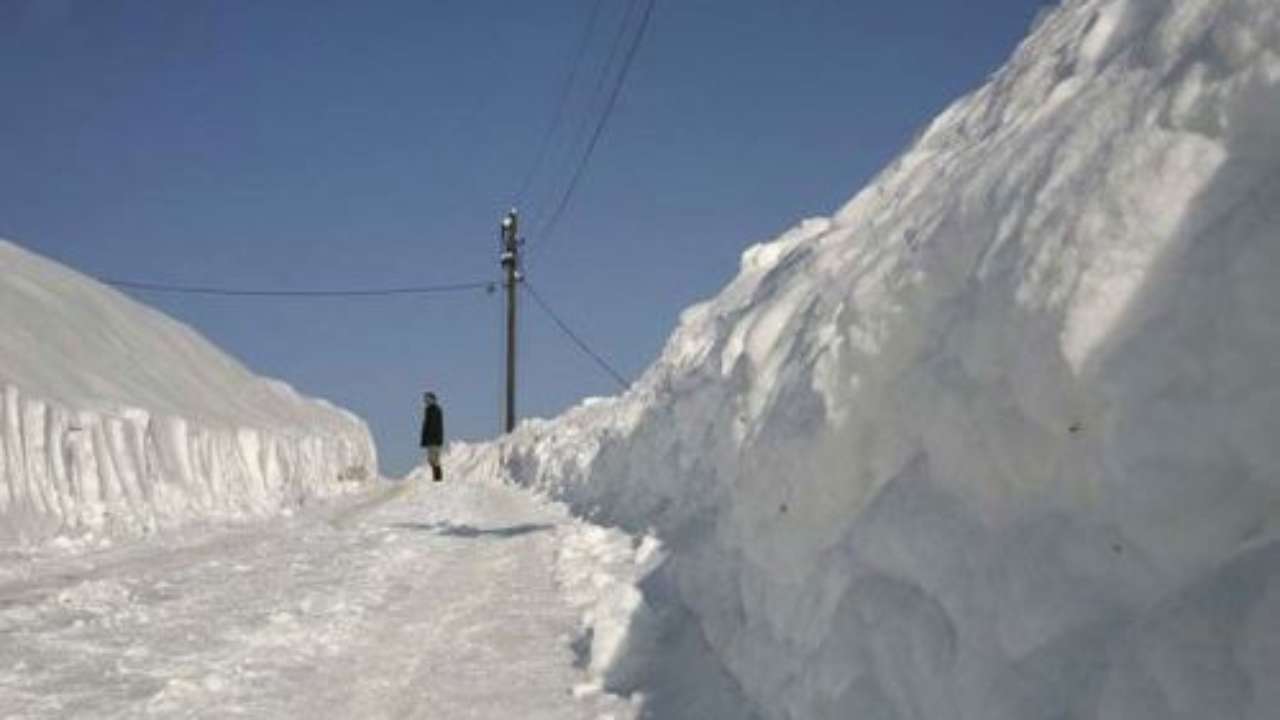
[0,241,376,545]
[460,0,1280,717]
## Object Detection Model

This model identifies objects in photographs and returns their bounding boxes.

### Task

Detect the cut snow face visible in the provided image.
[0,241,376,545]
[468,0,1280,718]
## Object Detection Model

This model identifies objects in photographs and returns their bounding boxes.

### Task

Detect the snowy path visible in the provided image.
[0,479,634,719]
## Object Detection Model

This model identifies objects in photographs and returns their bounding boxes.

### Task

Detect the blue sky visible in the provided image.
[1,0,1048,475]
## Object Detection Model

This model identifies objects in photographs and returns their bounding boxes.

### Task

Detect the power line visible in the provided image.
[100,277,495,298]
[522,279,629,390]
[529,0,657,256]
[513,0,608,208]
[532,0,655,242]
[525,0,641,233]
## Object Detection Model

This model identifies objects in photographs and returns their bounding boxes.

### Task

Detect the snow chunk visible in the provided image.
[0,242,376,544]
[468,1,1280,717]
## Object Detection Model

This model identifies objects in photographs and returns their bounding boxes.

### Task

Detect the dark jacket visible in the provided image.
[421,403,444,447]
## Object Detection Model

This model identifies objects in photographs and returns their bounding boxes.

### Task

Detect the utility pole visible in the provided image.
[500,209,520,433]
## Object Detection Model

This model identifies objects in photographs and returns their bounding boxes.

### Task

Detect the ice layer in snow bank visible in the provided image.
[0,241,375,544]
[464,0,1280,717]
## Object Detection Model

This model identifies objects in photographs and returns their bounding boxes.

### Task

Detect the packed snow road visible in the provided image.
[0,476,635,719]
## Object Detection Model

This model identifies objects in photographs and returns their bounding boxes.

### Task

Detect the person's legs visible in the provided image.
[427,445,443,481]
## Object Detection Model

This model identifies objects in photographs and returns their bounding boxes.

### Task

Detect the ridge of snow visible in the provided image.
[0,241,376,545]
[461,0,1280,717]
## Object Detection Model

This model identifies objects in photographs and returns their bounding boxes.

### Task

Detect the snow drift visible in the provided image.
[0,241,375,545]
[462,0,1280,717]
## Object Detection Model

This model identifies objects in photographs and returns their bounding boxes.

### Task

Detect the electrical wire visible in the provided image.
[513,0,608,208]
[528,0,656,256]
[531,0,652,240]
[522,279,629,390]
[100,278,495,298]
[524,0,641,234]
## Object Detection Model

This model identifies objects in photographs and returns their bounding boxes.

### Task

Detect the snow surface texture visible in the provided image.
[0,241,375,545]
[0,476,639,719]
[470,1,1280,718]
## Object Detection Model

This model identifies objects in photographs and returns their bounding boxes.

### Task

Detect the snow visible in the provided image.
[456,1,1280,717]
[0,203,671,715]
[0,477,639,719]
[0,241,375,544]
[5,0,1280,716]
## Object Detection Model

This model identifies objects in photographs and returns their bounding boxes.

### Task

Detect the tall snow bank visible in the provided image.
[469,0,1280,717]
[0,241,375,544]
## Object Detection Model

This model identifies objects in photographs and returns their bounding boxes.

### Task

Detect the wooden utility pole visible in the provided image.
[500,209,520,433]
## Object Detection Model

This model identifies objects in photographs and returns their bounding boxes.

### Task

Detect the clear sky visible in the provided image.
[1,0,1048,476]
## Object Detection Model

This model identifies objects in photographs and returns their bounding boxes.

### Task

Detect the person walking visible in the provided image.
[420,391,445,481]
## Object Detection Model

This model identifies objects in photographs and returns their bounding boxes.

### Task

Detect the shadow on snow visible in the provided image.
[387,521,555,539]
